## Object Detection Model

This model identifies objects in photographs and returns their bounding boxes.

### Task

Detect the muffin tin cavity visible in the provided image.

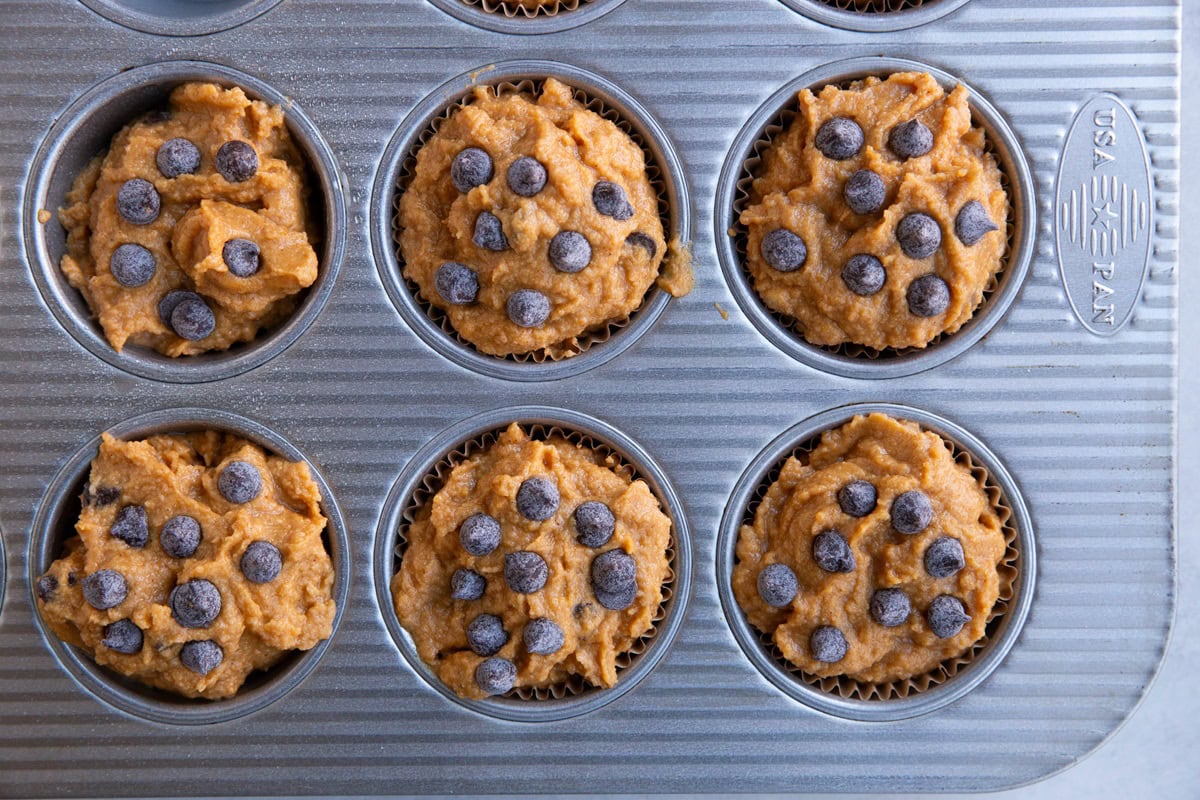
[780,0,974,31]
[23,60,347,384]
[28,408,350,726]
[716,403,1034,722]
[370,60,690,382]
[425,0,629,35]
[716,57,1035,380]
[373,406,692,722]
[76,0,284,37]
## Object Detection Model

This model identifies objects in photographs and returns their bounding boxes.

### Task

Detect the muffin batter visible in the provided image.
[392,424,671,700]
[741,71,1008,351]
[37,432,336,700]
[398,78,687,358]
[57,82,319,356]
[733,413,1006,684]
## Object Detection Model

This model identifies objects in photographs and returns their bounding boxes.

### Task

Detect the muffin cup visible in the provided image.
[27,408,351,726]
[716,402,1035,722]
[370,60,690,382]
[23,59,348,384]
[715,56,1036,379]
[779,0,974,32]
[424,0,630,35]
[373,406,692,722]
[76,0,285,36]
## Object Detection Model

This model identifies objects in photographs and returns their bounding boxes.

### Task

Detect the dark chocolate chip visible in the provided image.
[110,243,156,287]
[158,290,202,326]
[156,137,201,178]
[222,238,260,278]
[844,169,886,215]
[814,117,864,160]
[459,513,501,557]
[507,156,546,197]
[450,568,486,601]
[67,572,78,586]
[451,147,494,193]
[102,619,143,654]
[896,212,942,259]
[523,618,564,655]
[504,551,548,594]
[810,625,848,663]
[435,262,479,305]
[549,230,592,273]
[473,211,509,252]
[924,536,966,579]
[82,570,128,610]
[35,575,58,602]
[757,562,798,608]
[506,289,550,328]
[760,228,807,272]
[927,595,971,638]
[837,479,878,518]
[888,119,934,160]
[955,200,999,246]
[116,178,160,225]
[626,232,658,258]
[870,588,911,628]
[170,295,216,341]
[891,490,934,535]
[169,579,221,628]
[590,549,637,610]
[812,530,856,573]
[160,515,201,559]
[475,656,516,695]
[240,540,282,584]
[180,639,223,675]
[516,477,559,521]
[841,254,886,297]
[906,273,950,317]
[215,140,258,183]
[592,181,634,220]
[90,486,121,507]
[466,613,508,656]
[573,501,615,548]
[218,461,262,505]
[109,505,148,548]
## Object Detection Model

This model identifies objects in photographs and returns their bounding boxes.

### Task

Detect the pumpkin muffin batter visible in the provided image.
[392,424,671,700]
[36,432,336,700]
[741,71,1008,351]
[398,78,688,358]
[733,413,1006,684]
[57,82,319,356]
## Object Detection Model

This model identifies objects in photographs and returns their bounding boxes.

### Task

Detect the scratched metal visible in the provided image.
[0,0,1178,796]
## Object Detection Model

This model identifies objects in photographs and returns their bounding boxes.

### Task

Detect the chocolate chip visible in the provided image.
[573,501,615,548]
[549,231,592,273]
[156,137,201,178]
[592,181,634,220]
[507,156,546,197]
[67,572,78,586]
[160,515,201,559]
[110,243,156,287]
[927,595,971,638]
[844,169,886,215]
[89,486,121,507]
[116,178,160,225]
[82,570,127,610]
[466,613,508,656]
[814,117,864,160]
[158,290,202,326]
[897,213,942,259]
[506,289,550,328]
[451,568,486,601]
[170,580,221,628]
[222,238,260,278]
[240,540,282,584]
[218,461,261,505]
[590,549,637,610]
[475,656,516,695]
[761,229,807,272]
[516,477,559,521]
[626,232,658,258]
[888,119,934,160]
[870,588,911,628]
[504,551,548,594]
[841,254,886,297]
[35,575,58,602]
[215,140,258,183]
[180,639,223,675]
[102,619,143,654]
[955,200,999,246]
[473,212,508,252]
[170,295,216,341]
[891,490,934,535]
[757,562,797,608]
[906,274,950,317]
[451,147,494,193]
[810,625,848,663]
[435,262,479,305]
[459,513,501,557]
[523,618,565,656]
[812,530,856,573]
[109,505,148,548]
[924,536,966,579]
[837,479,877,518]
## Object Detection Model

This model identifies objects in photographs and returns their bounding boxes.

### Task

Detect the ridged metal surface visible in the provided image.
[0,0,1177,796]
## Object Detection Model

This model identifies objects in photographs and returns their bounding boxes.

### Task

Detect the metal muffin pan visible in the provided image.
[76,0,286,37]
[0,0,1177,796]
[780,0,975,32]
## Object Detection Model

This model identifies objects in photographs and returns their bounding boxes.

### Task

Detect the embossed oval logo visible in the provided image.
[1056,94,1153,336]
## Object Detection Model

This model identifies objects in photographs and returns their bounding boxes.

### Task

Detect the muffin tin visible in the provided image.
[0,0,1177,796]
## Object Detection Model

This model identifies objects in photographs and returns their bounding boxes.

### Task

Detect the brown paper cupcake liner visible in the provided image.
[461,0,589,18]
[392,422,677,701]
[732,72,1016,361]
[813,0,931,12]
[390,77,673,363]
[737,422,1020,702]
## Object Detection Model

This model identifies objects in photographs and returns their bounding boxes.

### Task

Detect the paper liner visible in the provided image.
[390,77,674,363]
[392,422,676,702]
[737,421,1020,702]
[732,72,1016,361]
[813,0,931,11]
[459,0,589,19]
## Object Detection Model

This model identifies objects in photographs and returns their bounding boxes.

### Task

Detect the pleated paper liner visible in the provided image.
[737,418,1020,702]
[390,76,675,364]
[816,0,931,11]
[393,422,677,701]
[462,0,588,18]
